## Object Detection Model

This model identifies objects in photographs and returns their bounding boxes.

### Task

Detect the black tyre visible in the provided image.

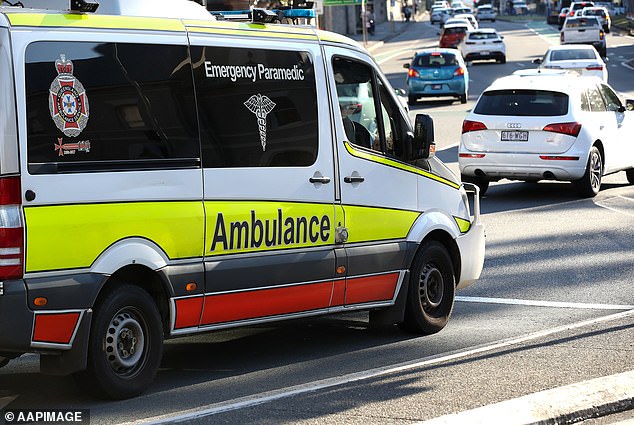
[459,93,467,104]
[575,146,603,197]
[626,168,634,184]
[74,284,163,399]
[461,174,489,195]
[408,95,418,105]
[400,241,455,335]
[498,55,506,64]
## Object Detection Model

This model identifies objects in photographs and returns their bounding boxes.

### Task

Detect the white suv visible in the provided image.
[459,72,634,196]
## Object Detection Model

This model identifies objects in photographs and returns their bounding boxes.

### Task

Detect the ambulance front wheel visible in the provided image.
[75,284,163,399]
[400,241,455,335]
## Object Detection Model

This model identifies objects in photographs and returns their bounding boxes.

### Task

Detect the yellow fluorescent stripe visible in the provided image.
[454,216,471,233]
[6,13,186,32]
[24,202,204,272]
[205,201,335,256]
[316,30,360,48]
[186,26,318,40]
[344,142,460,189]
[344,205,420,243]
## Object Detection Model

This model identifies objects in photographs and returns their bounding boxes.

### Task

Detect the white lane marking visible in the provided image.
[456,296,634,310]
[594,197,634,217]
[621,61,634,71]
[121,310,634,425]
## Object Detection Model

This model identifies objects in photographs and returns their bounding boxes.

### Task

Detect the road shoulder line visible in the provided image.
[418,370,634,425]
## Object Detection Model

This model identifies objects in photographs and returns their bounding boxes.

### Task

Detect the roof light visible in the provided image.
[542,122,582,137]
[70,0,99,13]
[462,120,487,133]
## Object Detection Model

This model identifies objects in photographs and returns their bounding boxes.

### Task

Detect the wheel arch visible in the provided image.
[100,265,172,336]
[406,210,462,285]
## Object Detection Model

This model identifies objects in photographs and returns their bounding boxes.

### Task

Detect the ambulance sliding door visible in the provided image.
[188,33,338,328]
[323,46,419,307]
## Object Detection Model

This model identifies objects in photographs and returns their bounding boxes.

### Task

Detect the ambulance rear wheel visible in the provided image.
[400,241,455,334]
[76,284,163,399]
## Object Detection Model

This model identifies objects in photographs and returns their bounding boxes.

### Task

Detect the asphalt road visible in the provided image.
[1,17,634,425]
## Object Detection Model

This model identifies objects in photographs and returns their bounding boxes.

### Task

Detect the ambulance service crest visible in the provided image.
[49,54,90,138]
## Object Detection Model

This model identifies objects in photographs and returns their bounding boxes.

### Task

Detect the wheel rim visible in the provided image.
[589,150,602,192]
[105,308,147,377]
[419,263,444,310]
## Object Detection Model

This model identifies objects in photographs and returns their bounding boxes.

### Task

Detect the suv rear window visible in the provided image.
[413,53,457,67]
[565,17,599,27]
[443,27,467,35]
[474,89,569,116]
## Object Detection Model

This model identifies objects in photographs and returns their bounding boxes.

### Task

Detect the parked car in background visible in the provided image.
[533,44,608,81]
[444,16,476,31]
[459,72,634,196]
[430,6,449,23]
[560,15,606,57]
[452,6,472,14]
[476,4,497,21]
[558,7,570,29]
[439,22,470,47]
[454,12,479,28]
[459,28,506,64]
[581,6,611,32]
[404,49,469,104]
[568,0,594,16]
[439,7,455,25]
[512,0,529,14]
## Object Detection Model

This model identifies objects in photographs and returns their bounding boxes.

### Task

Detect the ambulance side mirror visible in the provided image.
[411,113,436,159]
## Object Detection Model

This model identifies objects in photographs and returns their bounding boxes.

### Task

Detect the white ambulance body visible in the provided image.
[0,0,485,399]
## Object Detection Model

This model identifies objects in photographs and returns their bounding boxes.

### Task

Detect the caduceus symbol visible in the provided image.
[244,94,276,151]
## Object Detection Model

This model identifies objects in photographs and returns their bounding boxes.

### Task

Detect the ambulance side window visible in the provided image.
[191,46,318,168]
[332,56,408,160]
[25,41,200,174]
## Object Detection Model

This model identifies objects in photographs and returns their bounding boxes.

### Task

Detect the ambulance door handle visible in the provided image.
[344,175,365,183]
[309,173,331,184]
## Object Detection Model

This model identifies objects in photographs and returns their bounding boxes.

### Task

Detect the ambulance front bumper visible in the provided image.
[456,183,485,290]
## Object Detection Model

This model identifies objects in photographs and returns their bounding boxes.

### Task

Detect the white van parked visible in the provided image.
[0,0,485,398]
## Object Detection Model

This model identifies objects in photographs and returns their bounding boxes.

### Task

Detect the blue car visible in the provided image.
[404,49,469,105]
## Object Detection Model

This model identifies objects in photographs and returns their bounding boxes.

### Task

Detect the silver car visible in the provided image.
[476,4,497,21]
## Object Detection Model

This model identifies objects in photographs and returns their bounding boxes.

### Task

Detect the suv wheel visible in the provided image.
[575,146,602,197]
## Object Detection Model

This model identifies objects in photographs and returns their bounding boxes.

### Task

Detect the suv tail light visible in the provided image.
[560,32,565,42]
[453,67,465,76]
[408,68,420,78]
[462,120,487,133]
[0,177,23,280]
[542,122,582,137]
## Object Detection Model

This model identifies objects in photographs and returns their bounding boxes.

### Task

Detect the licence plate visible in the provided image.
[501,130,528,141]
[480,51,490,55]
[432,84,442,90]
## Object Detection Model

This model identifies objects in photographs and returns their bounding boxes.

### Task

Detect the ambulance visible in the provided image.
[0,0,485,399]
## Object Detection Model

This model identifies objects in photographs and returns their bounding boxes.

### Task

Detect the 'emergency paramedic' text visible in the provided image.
[204,61,305,82]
